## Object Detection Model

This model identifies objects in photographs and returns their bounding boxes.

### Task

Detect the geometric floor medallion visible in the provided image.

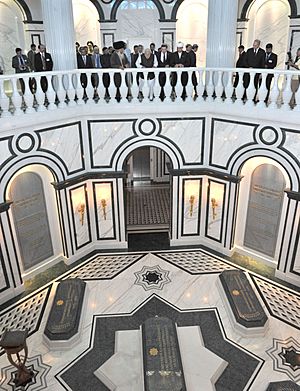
[134,265,171,291]
[0,354,51,391]
[267,337,300,382]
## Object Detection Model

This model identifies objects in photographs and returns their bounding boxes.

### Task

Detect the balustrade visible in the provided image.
[0,67,299,117]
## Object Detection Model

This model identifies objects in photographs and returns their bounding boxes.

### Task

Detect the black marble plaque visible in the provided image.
[142,317,186,391]
[44,279,86,341]
[219,270,268,328]
[267,381,300,390]
[244,164,285,257]
[9,172,53,270]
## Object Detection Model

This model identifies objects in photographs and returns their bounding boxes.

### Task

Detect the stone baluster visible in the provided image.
[56,74,67,108]
[108,70,118,103]
[46,74,57,110]
[0,79,11,117]
[35,75,47,112]
[130,70,139,103]
[224,71,234,104]
[293,77,300,111]
[268,73,279,109]
[214,70,224,103]
[153,70,161,102]
[75,73,85,105]
[120,71,128,103]
[205,70,214,102]
[257,73,268,108]
[234,70,245,105]
[245,71,256,106]
[85,71,96,105]
[11,78,23,115]
[174,69,183,101]
[163,69,173,103]
[22,75,35,114]
[185,69,194,102]
[67,73,76,107]
[196,69,204,100]
[281,73,292,110]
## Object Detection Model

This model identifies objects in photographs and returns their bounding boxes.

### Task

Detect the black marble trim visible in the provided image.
[0,136,16,172]
[110,0,166,21]
[14,0,34,22]
[88,119,136,169]
[258,126,279,146]
[36,122,85,176]
[209,118,258,170]
[289,203,300,276]
[56,294,263,391]
[56,190,68,258]
[69,184,92,251]
[6,210,22,284]
[205,179,227,243]
[157,117,205,166]
[277,197,290,272]
[289,29,300,52]
[224,182,232,248]
[0,284,52,356]
[250,274,300,330]
[64,188,74,256]
[2,158,66,201]
[15,133,35,153]
[176,176,180,240]
[169,167,243,183]
[89,0,105,21]
[181,178,201,237]
[241,0,297,19]
[0,245,10,293]
[171,0,184,20]
[92,181,116,241]
[0,217,14,289]
[229,183,240,249]
[0,202,12,213]
[285,190,300,201]
[286,201,298,274]
[52,171,126,190]
[116,179,122,242]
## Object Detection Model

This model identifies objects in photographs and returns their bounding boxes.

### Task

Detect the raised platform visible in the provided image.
[43,279,86,350]
[218,270,268,336]
[266,380,300,390]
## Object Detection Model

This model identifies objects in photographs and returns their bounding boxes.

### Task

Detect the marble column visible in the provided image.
[41,0,76,71]
[206,0,239,68]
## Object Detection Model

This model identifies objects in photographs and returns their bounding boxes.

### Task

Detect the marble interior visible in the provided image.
[0,249,299,390]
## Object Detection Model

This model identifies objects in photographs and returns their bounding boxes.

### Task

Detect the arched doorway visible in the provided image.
[0,0,26,74]
[113,0,161,50]
[246,0,290,68]
[234,157,289,264]
[6,164,62,276]
[72,0,101,48]
[176,0,208,67]
[123,146,172,249]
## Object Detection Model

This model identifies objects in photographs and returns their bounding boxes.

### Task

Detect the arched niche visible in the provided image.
[112,0,162,49]
[6,164,62,277]
[72,0,102,48]
[0,0,26,74]
[245,0,290,68]
[176,0,208,66]
[234,157,289,264]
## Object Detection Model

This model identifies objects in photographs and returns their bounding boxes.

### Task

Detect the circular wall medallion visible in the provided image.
[134,118,161,137]
[15,133,35,153]
[259,127,279,145]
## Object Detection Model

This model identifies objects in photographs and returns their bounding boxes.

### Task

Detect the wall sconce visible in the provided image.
[189,195,195,217]
[211,197,218,220]
[77,203,85,226]
[101,198,107,220]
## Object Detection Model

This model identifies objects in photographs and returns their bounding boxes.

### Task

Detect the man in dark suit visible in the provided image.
[265,43,278,102]
[150,42,158,57]
[186,44,196,67]
[110,41,129,101]
[12,48,29,73]
[131,45,139,68]
[35,44,53,72]
[170,42,190,99]
[27,44,36,72]
[77,46,93,89]
[244,39,265,100]
[101,47,111,68]
[157,44,171,100]
[234,45,247,88]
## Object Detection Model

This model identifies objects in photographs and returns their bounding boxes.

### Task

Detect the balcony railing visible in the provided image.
[0,67,299,117]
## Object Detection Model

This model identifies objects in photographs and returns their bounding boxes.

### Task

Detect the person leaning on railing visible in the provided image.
[287,48,300,106]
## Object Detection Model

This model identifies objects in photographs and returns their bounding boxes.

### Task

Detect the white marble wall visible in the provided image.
[94,182,115,239]
[182,179,201,235]
[70,185,90,249]
[115,8,161,51]
[38,123,83,173]
[0,0,26,74]
[246,0,290,69]
[206,180,226,241]
[72,0,101,47]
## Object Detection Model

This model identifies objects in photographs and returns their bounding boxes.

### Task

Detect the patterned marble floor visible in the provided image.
[0,248,300,390]
[126,185,170,228]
